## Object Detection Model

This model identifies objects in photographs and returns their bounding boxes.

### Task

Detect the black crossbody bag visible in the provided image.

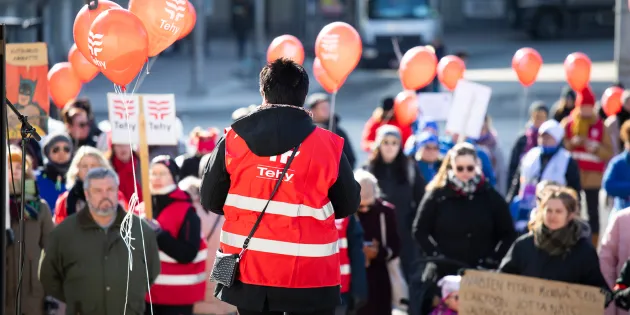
[210,146,300,288]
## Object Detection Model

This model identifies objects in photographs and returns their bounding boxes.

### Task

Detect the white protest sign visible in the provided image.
[445,80,492,139]
[142,94,178,146]
[417,92,452,121]
[107,93,140,144]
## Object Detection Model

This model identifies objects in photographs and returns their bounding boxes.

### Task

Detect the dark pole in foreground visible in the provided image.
[0,22,8,315]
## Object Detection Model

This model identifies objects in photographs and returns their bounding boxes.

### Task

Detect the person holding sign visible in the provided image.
[499,187,610,296]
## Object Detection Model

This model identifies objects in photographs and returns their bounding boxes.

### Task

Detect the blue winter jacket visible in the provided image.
[603,150,630,211]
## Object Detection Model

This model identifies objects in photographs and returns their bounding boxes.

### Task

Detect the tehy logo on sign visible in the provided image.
[319,34,340,61]
[146,100,171,120]
[112,99,136,119]
[88,32,106,69]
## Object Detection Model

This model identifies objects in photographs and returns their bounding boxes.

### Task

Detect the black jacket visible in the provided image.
[413,180,516,278]
[199,106,361,312]
[499,233,609,290]
[317,115,357,169]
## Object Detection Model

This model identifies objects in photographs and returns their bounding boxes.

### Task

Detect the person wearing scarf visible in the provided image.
[413,131,441,182]
[507,120,582,232]
[499,187,611,306]
[414,143,516,313]
[561,87,614,247]
[507,101,549,193]
[6,151,54,315]
[606,89,630,156]
[36,132,73,214]
[106,143,143,203]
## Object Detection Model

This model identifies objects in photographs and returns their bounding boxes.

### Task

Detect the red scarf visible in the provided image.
[111,153,143,203]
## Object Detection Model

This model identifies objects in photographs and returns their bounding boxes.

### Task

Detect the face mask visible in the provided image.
[541,145,558,155]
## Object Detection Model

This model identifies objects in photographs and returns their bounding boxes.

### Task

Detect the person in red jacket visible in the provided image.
[361,97,413,152]
[140,155,206,315]
[53,146,127,224]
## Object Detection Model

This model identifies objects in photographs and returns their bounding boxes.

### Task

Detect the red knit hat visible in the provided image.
[576,87,595,107]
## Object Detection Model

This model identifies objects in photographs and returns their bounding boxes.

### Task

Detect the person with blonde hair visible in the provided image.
[53,146,127,224]
[500,188,609,296]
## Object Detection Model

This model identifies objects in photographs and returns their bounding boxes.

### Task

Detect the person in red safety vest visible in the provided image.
[561,86,614,246]
[200,58,361,315]
[335,216,368,315]
[140,155,207,315]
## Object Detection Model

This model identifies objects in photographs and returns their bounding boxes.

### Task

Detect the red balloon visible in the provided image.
[48,62,82,109]
[129,0,189,57]
[73,0,121,66]
[313,57,342,93]
[601,86,624,116]
[315,22,362,84]
[178,1,196,40]
[267,35,305,65]
[437,55,466,91]
[564,52,591,91]
[512,48,543,87]
[399,46,438,90]
[394,90,418,126]
[68,44,99,82]
[89,9,149,86]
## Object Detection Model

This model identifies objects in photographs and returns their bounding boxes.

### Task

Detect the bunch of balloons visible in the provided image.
[48,0,197,108]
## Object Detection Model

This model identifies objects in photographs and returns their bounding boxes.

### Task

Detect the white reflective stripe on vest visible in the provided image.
[221,231,339,257]
[159,249,208,264]
[338,238,348,249]
[340,264,350,275]
[225,194,334,220]
[572,151,601,163]
[154,272,207,286]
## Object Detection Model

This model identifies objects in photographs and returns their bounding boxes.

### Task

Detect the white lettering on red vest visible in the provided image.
[256,166,294,182]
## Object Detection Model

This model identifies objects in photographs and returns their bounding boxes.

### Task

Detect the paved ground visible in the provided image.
[89,29,616,166]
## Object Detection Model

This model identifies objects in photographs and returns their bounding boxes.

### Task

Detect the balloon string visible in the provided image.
[132,56,160,94]
[391,38,403,63]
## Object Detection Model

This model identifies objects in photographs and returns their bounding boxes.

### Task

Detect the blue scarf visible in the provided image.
[417,160,438,182]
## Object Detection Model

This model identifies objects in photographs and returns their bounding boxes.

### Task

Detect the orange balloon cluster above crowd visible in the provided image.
[48,0,197,108]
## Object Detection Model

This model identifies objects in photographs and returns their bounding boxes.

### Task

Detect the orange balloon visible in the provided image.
[267,35,305,65]
[437,55,466,91]
[313,57,342,93]
[48,62,82,109]
[73,0,121,66]
[177,1,196,40]
[564,52,591,91]
[68,44,99,82]
[399,46,438,90]
[129,0,188,57]
[394,91,418,126]
[601,86,624,116]
[315,22,362,83]
[512,47,542,87]
[89,9,149,86]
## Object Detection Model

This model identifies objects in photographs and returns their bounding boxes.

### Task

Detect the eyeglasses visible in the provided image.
[423,145,439,151]
[455,165,475,173]
[52,146,70,154]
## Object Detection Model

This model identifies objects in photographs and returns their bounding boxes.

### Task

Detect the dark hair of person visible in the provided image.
[61,98,94,124]
[259,58,309,107]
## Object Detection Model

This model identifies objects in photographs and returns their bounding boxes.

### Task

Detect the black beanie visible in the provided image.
[151,155,180,183]
[381,97,395,111]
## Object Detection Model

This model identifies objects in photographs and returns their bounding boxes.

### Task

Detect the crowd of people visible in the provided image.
[5,57,630,315]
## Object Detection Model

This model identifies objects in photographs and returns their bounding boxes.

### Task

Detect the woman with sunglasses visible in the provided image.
[35,132,73,213]
[499,188,611,304]
[413,143,516,313]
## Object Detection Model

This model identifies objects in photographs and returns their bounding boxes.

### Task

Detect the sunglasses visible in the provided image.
[455,165,475,173]
[52,146,70,154]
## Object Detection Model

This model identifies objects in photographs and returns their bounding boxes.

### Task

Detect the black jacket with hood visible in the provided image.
[200,106,361,312]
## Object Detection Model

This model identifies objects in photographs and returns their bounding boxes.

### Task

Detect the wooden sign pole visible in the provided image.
[137,95,152,219]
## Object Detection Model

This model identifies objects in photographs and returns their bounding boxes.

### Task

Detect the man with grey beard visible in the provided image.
[39,168,161,315]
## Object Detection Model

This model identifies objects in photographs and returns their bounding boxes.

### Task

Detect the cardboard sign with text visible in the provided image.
[6,43,50,139]
[459,270,605,315]
[107,93,178,146]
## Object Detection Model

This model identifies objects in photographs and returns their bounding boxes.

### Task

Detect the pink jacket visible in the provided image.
[599,208,630,315]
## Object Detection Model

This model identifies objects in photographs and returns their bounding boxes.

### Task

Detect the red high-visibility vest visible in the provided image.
[335,218,351,293]
[221,126,345,288]
[565,118,606,172]
[148,189,207,305]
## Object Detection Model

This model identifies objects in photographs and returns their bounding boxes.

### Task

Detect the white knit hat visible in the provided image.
[437,275,461,299]
[373,124,402,150]
[538,119,565,144]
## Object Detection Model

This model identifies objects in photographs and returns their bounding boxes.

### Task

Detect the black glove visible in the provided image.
[615,287,630,310]
[6,229,14,246]
[601,287,614,308]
